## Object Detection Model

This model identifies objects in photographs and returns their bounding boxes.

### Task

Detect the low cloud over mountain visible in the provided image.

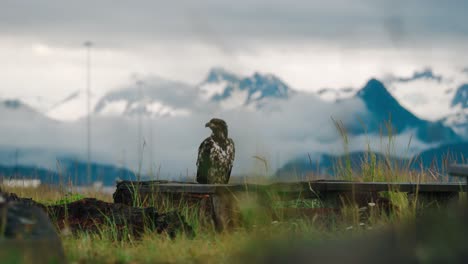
[0,67,465,182]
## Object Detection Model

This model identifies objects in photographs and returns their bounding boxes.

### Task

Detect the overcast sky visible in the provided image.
[1,0,468,103]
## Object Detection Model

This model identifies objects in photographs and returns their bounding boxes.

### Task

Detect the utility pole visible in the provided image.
[136,79,144,181]
[121,149,127,180]
[10,149,18,181]
[149,119,154,177]
[84,41,93,185]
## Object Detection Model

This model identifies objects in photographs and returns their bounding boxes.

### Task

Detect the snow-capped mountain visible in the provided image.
[197,67,293,110]
[352,79,460,143]
[452,84,468,109]
[92,68,294,118]
[314,68,468,138]
[94,77,195,118]
[441,84,468,136]
[383,68,464,122]
[45,90,100,121]
[355,79,423,130]
[7,89,101,122]
[197,68,241,105]
[384,68,468,138]
[314,68,465,121]
[0,99,51,122]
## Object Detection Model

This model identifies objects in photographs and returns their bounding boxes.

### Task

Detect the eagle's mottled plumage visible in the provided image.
[196,118,235,184]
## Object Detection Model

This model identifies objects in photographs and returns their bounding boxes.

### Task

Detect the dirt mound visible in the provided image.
[47,198,194,239]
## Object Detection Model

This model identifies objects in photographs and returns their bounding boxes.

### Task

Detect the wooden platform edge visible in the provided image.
[115,181,468,195]
[448,164,468,178]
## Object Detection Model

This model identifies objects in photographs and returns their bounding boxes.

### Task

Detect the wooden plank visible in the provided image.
[115,181,467,195]
[270,181,466,193]
[448,164,468,178]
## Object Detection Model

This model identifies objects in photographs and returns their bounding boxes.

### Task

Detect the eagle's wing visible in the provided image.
[226,138,235,182]
[196,138,213,184]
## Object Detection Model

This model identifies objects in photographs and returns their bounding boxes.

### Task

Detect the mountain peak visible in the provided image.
[356,78,423,129]
[353,78,460,143]
[242,72,291,99]
[252,72,282,83]
[0,98,50,121]
[205,67,239,83]
[3,99,23,109]
[356,78,393,99]
[452,84,468,108]
[199,68,293,107]
[394,68,443,83]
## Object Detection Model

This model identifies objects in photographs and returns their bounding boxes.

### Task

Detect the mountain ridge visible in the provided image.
[0,67,466,179]
[351,79,461,143]
[198,67,293,109]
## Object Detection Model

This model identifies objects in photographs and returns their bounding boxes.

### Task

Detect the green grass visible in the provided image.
[50,192,86,205]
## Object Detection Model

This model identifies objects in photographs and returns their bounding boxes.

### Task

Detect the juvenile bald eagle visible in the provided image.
[196,118,235,184]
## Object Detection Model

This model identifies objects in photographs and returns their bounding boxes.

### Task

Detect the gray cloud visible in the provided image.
[1,0,468,100]
[1,0,467,49]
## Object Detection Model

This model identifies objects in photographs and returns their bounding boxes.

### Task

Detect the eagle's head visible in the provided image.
[206,118,228,139]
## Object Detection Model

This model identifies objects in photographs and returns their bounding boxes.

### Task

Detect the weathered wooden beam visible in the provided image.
[448,164,468,178]
[115,180,467,196]
[269,181,467,195]
[113,180,468,231]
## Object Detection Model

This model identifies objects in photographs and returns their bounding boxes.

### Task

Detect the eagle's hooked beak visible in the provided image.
[205,122,210,128]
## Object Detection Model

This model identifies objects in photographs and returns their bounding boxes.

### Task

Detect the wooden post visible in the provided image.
[210,190,241,232]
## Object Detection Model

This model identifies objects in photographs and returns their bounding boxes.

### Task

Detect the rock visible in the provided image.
[0,191,45,208]
[0,192,66,264]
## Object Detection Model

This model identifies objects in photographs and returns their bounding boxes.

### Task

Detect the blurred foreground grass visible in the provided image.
[2,179,467,264]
